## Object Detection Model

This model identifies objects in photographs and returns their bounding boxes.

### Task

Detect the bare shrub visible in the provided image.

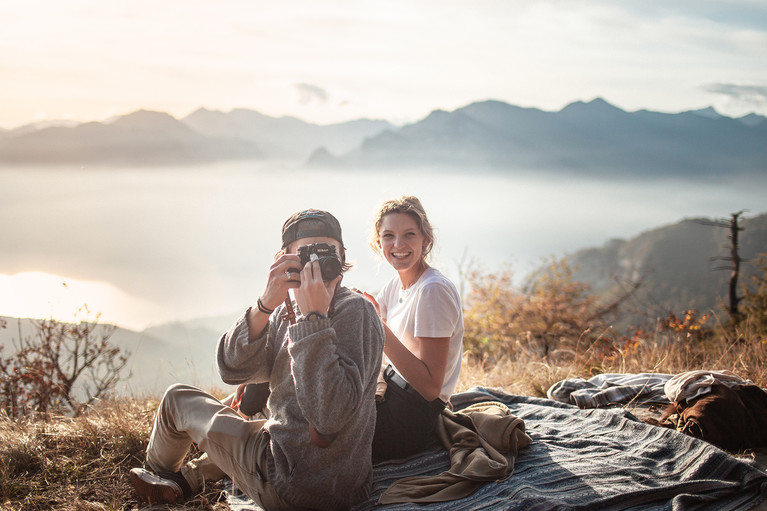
[0,306,130,418]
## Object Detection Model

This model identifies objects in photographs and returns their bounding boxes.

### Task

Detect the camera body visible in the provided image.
[297,243,342,281]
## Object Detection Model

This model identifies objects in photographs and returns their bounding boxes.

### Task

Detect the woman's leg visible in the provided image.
[372,382,441,462]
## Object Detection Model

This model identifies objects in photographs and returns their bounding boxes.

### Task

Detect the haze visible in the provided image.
[2,164,765,330]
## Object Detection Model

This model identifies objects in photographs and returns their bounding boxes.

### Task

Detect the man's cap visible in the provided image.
[281,209,344,248]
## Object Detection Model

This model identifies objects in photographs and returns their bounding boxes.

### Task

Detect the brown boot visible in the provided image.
[129,467,193,504]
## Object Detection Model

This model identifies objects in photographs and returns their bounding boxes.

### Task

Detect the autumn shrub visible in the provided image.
[463,258,623,364]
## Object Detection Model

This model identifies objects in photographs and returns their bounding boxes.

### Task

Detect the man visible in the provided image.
[129,209,385,510]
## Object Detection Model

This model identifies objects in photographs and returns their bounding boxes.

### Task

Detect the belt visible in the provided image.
[384,364,447,413]
[384,364,410,390]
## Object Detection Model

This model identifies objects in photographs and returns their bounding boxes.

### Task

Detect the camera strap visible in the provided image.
[280,294,297,324]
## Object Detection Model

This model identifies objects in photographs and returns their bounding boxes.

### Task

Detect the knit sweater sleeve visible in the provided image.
[287,291,384,437]
[216,307,276,385]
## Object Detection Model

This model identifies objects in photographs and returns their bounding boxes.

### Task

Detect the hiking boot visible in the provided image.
[129,467,193,504]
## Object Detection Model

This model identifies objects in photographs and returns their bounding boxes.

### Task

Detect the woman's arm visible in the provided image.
[382,324,449,402]
[364,280,458,401]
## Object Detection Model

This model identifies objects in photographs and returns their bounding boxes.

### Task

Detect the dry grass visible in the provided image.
[0,396,229,511]
[2,327,765,511]
[456,321,767,397]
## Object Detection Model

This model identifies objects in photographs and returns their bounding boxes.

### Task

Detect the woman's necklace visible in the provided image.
[399,264,428,303]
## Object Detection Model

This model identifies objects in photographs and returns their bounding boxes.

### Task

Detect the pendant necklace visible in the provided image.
[399,265,427,303]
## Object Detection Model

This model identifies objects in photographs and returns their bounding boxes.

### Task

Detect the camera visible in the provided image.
[296,243,342,281]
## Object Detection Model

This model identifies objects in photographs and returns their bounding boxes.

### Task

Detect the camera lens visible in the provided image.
[319,257,342,280]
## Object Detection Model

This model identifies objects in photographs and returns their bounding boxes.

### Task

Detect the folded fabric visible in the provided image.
[664,370,751,404]
[378,401,532,504]
[547,373,674,408]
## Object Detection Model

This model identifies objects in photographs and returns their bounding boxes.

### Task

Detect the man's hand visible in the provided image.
[309,425,338,448]
[260,253,302,311]
[294,255,342,316]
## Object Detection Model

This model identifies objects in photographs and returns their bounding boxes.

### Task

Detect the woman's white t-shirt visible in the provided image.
[376,267,464,402]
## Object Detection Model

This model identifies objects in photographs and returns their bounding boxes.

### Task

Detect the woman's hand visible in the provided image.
[294,255,342,316]
[260,253,302,310]
[226,384,250,419]
[351,288,382,320]
[362,292,381,318]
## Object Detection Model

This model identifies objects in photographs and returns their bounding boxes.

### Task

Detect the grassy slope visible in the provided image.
[2,330,765,510]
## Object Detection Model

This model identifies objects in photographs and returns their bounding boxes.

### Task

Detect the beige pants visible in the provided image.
[145,383,293,511]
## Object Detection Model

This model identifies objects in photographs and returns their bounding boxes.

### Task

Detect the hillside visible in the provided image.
[567,211,767,325]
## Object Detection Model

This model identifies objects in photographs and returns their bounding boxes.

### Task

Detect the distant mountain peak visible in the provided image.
[120,109,176,120]
[188,106,221,116]
[737,113,766,127]
[561,97,625,115]
[424,108,450,119]
[688,106,722,119]
[587,97,615,107]
[111,110,183,130]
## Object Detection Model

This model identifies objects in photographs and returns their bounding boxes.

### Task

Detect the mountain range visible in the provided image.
[2,99,765,178]
[312,99,767,177]
[0,109,391,165]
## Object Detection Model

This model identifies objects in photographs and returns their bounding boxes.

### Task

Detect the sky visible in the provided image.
[2,0,767,131]
[2,0,767,331]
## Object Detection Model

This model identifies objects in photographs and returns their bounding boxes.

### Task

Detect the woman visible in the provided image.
[365,196,464,462]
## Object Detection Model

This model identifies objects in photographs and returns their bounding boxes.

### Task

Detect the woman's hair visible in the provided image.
[369,195,435,261]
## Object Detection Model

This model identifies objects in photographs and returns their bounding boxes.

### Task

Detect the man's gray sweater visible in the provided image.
[217,287,384,510]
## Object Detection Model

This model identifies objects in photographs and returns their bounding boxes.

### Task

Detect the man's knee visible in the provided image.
[161,383,201,411]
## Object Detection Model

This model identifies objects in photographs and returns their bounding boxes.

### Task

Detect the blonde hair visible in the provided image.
[369,196,435,261]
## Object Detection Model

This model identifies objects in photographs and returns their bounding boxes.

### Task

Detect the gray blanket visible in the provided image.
[227,387,767,510]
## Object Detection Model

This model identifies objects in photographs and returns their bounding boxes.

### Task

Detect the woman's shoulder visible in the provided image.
[419,268,460,297]
[376,273,400,296]
[421,267,454,285]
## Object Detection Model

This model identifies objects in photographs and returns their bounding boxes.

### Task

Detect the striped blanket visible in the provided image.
[227,387,767,510]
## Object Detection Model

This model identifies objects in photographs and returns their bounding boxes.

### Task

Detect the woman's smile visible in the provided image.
[378,213,427,283]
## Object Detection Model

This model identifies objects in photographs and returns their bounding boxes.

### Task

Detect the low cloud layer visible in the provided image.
[702,83,767,109]
[294,83,329,105]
